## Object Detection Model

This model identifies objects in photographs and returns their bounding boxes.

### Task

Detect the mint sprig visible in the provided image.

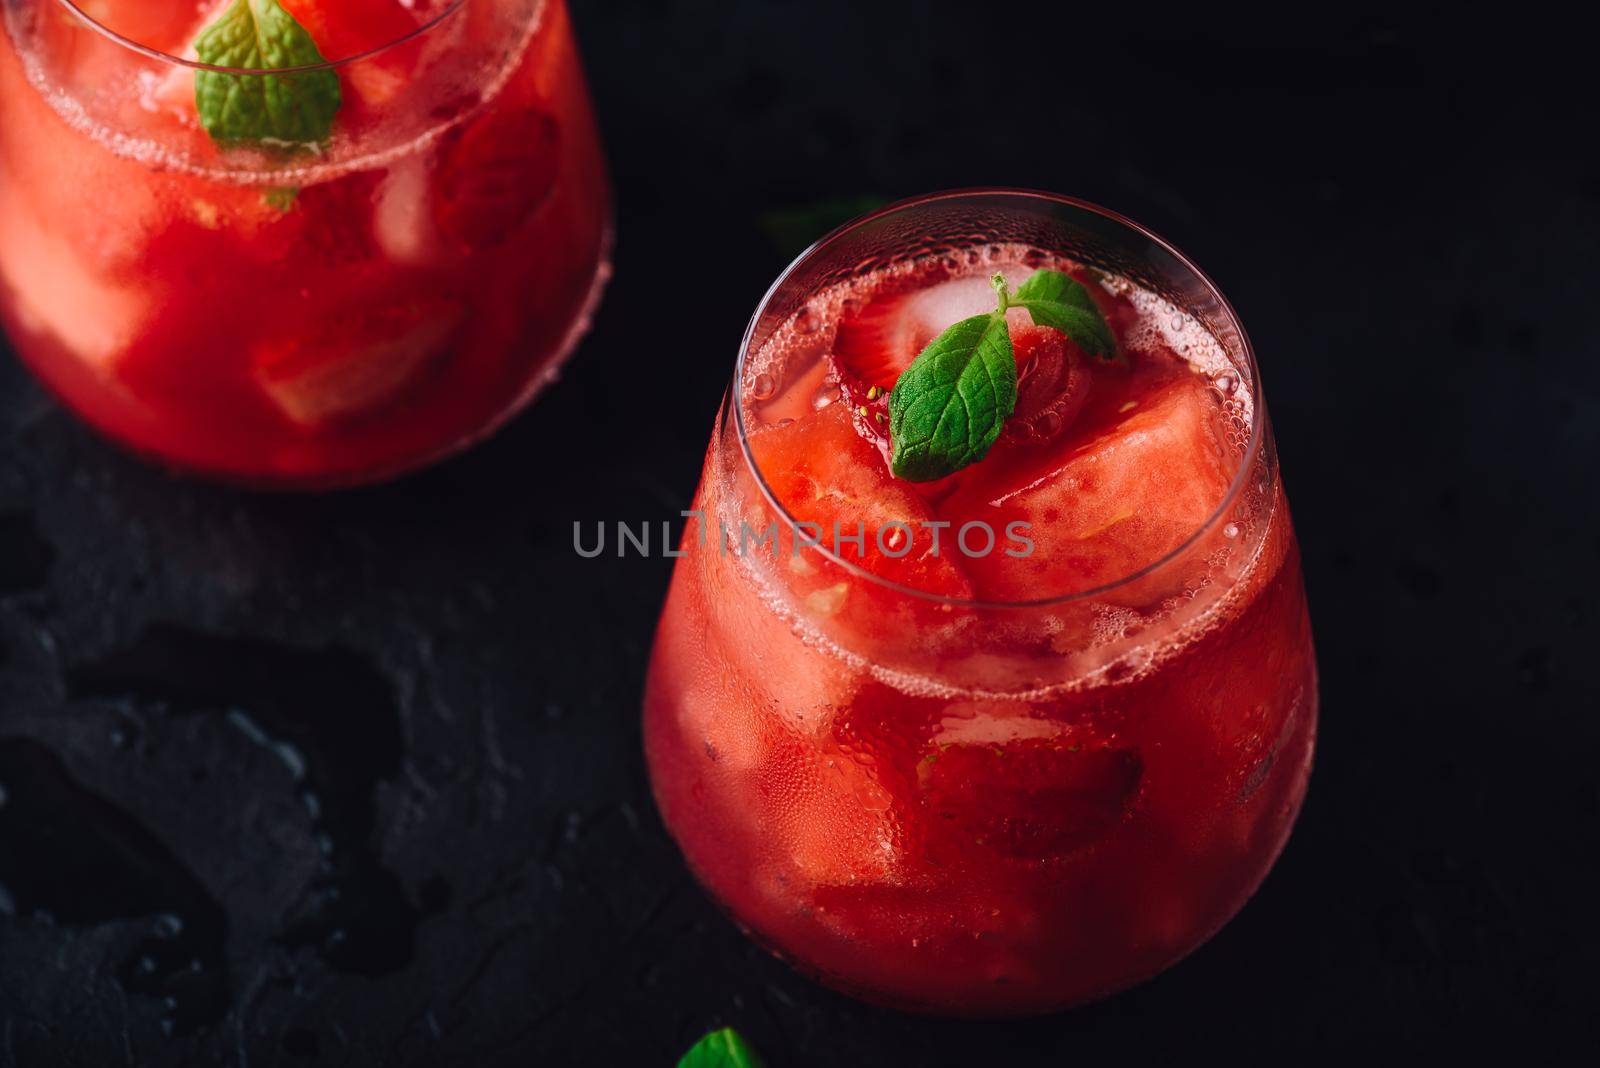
[678,1027,766,1068]
[194,0,342,149]
[887,277,1017,482]
[887,268,1114,481]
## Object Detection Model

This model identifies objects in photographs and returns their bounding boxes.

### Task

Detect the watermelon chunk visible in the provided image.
[747,402,971,600]
[0,203,152,369]
[944,377,1235,603]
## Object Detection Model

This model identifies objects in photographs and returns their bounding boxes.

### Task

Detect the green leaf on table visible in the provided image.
[678,1027,767,1068]
[194,0,342,149]
[1011,268,1116,360]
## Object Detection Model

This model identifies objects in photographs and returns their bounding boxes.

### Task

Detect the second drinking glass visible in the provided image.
[0,0,611,487]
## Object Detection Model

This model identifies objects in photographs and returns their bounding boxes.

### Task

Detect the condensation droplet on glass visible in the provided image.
[1023,248,1048,268]
[751,372,777,401]
[812,383,837,410]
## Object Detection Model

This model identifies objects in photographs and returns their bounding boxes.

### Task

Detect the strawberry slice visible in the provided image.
[1005,324,1090,443]
[432,107,562,251]
[747,402,972,601]
[277,0,424,62]
[942,377,1235,603]
[252,298,462,426]
[278,0,434,113]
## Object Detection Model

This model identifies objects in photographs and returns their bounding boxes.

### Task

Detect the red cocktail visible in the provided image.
[0,0,610,486]
[645,191,1317,1014]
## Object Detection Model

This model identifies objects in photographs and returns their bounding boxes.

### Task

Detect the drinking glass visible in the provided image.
[644,190,1318,1014]
[0,0,611,487]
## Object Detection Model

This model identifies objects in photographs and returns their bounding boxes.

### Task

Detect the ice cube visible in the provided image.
[372,155,438,264]
[0,202,151,369]
[899,266,1032,343]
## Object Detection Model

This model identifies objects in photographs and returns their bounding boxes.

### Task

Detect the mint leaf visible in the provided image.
[888,274,1018,481]
[261,185,299,211]
[1011,269,1116,360]
[885,268,1119,480]
[678,1028,766,1068]
[194,0,342,149]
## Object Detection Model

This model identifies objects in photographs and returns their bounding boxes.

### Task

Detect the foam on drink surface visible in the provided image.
[744,243,1251,438]
[1,0,547,185]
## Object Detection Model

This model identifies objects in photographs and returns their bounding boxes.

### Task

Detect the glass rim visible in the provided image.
[732,186,1268,611]
[47,0,470,75]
